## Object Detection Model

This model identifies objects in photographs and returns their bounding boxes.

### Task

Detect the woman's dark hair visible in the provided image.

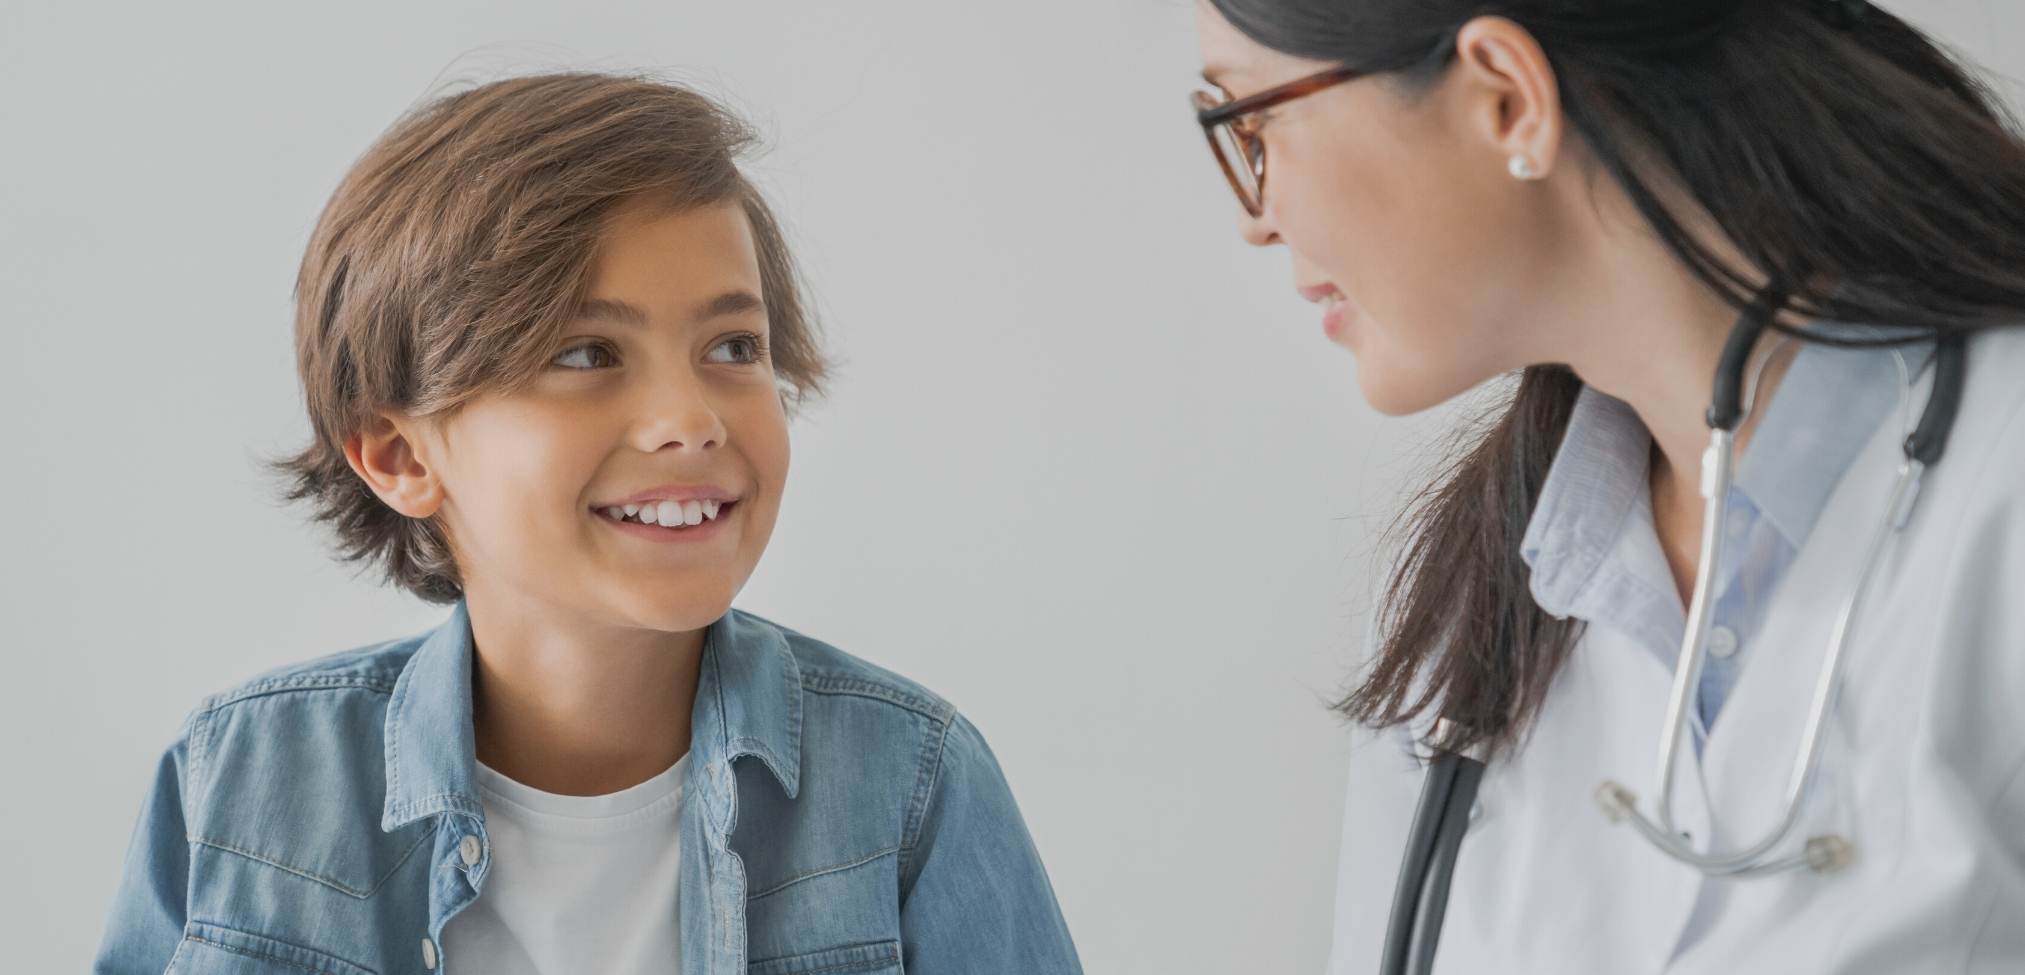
[1207,0,2025,756]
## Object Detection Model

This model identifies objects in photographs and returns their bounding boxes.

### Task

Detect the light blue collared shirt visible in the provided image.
[1519,329,1931,741]
[95,604,1082,974]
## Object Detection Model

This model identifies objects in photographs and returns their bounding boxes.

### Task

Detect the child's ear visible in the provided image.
[343,413,445,519]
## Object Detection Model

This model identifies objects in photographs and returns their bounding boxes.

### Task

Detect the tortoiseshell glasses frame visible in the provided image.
[1192,65,1363,217]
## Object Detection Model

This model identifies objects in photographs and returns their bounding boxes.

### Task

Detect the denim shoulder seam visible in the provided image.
[184,704,212,838]
[202,674,398,712]
[897,708,958,882]
[799,669,952,721]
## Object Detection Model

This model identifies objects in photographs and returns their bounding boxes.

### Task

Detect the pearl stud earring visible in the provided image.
[1507,154,1540,180]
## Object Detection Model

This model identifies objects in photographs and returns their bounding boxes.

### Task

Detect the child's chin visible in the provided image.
[603,585,739,635]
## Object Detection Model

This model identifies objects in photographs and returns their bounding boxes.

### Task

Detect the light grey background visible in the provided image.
[3,1,2020,971]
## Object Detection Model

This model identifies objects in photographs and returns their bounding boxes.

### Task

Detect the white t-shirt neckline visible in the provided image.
[473,754,689,831]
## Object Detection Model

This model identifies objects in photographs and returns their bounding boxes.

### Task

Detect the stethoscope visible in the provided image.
[1379,286,1970,975]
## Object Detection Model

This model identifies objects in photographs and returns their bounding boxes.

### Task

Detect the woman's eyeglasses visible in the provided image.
[1192,66,1363,217]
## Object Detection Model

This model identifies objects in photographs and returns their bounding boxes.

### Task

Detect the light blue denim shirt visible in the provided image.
[1519,330,1932,740]
[95,604,1080,975]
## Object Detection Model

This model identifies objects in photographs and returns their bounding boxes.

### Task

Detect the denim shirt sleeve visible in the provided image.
[94,711,197,974]
[898,715,1081,973]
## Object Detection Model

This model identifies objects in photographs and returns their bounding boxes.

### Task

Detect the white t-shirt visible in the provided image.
[441,754,689,975]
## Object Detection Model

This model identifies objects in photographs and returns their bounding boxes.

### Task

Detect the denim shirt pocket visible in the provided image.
[166,921,379,975]
[747,939,903,975]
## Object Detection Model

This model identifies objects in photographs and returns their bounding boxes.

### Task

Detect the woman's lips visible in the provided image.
[1321,296,1350,341]
[1297,283,1354,343]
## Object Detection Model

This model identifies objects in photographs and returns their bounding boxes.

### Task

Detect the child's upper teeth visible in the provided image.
[605,498,730,526]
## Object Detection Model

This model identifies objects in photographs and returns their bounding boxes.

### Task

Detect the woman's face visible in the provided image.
[1195,2,1571,415]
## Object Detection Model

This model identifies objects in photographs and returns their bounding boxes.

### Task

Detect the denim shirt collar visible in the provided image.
[691,608,804,800]
[379,602,804,833]
[381,602,483,832]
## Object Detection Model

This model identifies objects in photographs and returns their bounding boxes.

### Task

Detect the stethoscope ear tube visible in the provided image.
[1382,747,1487,975]
[1905,332,1968,465]
[1706,285,1788,431]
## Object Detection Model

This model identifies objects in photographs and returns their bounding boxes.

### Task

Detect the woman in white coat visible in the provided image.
[1189,0,2025,970]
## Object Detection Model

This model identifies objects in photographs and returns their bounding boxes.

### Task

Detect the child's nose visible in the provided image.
[635,385,728,452]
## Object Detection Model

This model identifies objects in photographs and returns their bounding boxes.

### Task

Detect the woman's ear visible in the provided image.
[343,413,445,519]
[1450,16,1565,179]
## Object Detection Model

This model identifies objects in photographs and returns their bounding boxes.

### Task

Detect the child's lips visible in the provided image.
[594,483,740,508]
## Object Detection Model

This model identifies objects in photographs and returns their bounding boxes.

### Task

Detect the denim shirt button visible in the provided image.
[421,937,438,970]
[459,834,482,867]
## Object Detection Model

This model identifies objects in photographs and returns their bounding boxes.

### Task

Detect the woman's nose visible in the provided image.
[1237,205,1279,248]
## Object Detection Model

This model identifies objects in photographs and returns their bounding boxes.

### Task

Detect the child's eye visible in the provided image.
[553,342,618,370]
[704,333,768,366]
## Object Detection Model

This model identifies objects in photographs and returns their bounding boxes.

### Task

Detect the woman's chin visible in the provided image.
[1355,360,1457,418]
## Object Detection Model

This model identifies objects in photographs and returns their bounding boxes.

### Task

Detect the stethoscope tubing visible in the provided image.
[1382,734,1486,975]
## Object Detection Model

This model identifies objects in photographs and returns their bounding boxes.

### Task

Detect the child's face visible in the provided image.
[413,200,790,633]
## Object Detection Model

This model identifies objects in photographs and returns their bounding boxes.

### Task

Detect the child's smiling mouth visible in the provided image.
[590,485,742,541]
[598,498,731,528]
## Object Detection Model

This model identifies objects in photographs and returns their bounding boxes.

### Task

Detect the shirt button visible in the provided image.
[1706,625,1740,659]
[421,938,438,970]
[459,835,482,867]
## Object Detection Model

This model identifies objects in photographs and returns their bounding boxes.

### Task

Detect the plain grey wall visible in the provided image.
[3,1,2020,971]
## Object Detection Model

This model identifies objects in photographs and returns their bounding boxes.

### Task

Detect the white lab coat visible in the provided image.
[1327,325,2025,973]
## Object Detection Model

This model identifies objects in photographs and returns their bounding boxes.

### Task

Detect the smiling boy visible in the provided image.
[94,72,1081,975]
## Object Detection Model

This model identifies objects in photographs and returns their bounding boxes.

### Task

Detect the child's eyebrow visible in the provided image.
[576,298,649,328]
[693,290,765,322]
[572,291,764,329]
